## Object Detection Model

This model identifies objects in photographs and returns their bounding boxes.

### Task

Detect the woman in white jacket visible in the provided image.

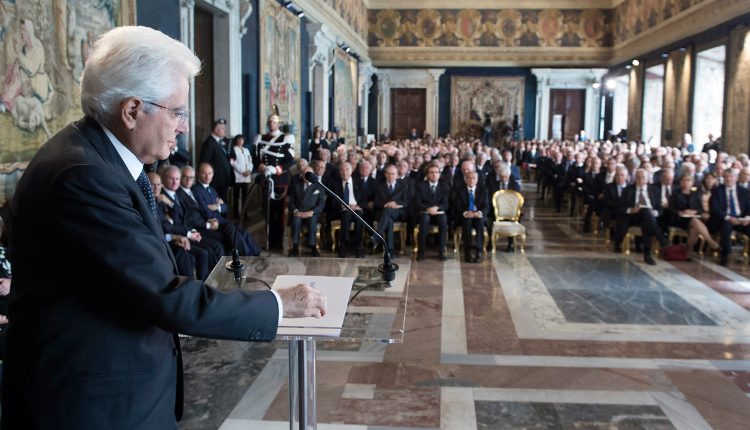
[230,134,253,218]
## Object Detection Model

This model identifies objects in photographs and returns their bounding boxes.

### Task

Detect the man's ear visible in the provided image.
[120,97,143,130]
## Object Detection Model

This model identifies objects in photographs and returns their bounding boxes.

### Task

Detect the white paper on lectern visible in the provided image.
[272,275,354,334]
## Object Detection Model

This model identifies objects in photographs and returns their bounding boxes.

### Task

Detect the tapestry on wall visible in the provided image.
[450,76,524,140]
[0,0,134,204]
[324,0,367,42]
[259,0,300,153]
[333,47,357,146]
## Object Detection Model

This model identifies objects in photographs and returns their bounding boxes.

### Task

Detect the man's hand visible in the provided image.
[156,194,173,207]
[728,216,741,226]
[0,278,10,296]
[348,203,361,211]
[627,207,639,215]
[208,203,220,211]
[171,235,191,250]
[384,201,399,209]
[277,283,327,318]
[427,206,439,216]
[187,230,202,242]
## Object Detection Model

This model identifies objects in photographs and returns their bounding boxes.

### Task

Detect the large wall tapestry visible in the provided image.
[613,0,709,45]
[0,0,135,203]
[323,0,367,42]
[368,8,611,48]
[450,76,524,139]
[259,0,301,152]
[333,47,357,145]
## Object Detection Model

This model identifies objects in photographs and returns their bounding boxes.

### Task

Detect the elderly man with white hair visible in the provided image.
[710,168,750,266]
[2,26,326,429]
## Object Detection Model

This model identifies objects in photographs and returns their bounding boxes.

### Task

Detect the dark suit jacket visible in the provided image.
[622,184,665,217]
[288,175,326,214]
[373,179,410,210]
[198,135,233,193]
[330,178,367,214]
[450,184,490,225]
[709,185,750,222]
[3,117,278,429]
[603,182,630,219]
[415,181,450,213]
[192,183,228,221]
[176,187,210,229]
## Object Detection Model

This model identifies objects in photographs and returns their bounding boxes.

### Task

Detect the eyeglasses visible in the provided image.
[144,101,190,125]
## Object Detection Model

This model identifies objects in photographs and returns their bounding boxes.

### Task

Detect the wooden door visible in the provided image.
[390,88,426,139]
[194,7,215,153]
[548,89,585,140]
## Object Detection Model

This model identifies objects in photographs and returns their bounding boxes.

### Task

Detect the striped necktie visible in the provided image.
[137,170,158,219]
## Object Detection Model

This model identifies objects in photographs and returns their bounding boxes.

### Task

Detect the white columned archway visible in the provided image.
[376,68,445,138]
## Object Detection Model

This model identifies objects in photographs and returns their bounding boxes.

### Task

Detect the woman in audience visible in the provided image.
[230,134,254,218]
[308,126,326,160]
[670,173,720,259]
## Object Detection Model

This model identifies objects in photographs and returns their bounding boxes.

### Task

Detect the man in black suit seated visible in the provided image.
[710,168,750,266]
[501,148,521,182]
[544,150,567,212]
[373,164,410,254]
[604,164,631,253]
[452,170,489,263]
[288,164,327,257]
[565,151,587,216]
[148,172,209,280]
[618,168,669,265]
[415,164,449,261]
[331,162,366,258]
[2,26,326,429]
[582,157,605,233]
[198,118,233,201]
[355,160,377,224]
[157,167,225,276]
[656,167,675,231]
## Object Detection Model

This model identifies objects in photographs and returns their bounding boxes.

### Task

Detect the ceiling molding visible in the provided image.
[365,0,616,9]
[611,0,750,65]
[293,0,370,61]
[369,46,611,67]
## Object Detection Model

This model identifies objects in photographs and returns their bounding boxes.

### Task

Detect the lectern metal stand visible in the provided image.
[205,256,410,430]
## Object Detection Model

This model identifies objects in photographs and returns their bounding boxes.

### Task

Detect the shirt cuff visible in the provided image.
[270,290,284,325]
[165,234,173,242]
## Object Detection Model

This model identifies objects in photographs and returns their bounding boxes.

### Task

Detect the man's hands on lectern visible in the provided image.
[278,283,327,318]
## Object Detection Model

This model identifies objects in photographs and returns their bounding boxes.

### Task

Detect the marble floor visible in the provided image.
[181,185,750,429]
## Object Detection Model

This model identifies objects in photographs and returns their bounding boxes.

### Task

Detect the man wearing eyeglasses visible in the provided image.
[2,26,327,429]
[198,118,234,203]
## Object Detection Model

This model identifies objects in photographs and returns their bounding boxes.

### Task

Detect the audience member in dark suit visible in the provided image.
[1,26,326,429]
[485,162,522,252]
[582,157,604,232]
[147,172,212,280]
[355,160,377,224]
[543,151,567,212]
[415,164,449,261]
[618,168,669,265]
[565,152,587,216]
[655,167,675,231]
[198,118,233,201]
[501,149,521,182]
[192,163,261,256]
[709,168,750,266]
[669,173,720,259]
[158,167,224,272]
[397,159,417,243]
[441,153,461,186]
[373,164,410,253]
[604,165,631,252]
[331,162,366,258]
[451,170,489,263]
[288,166,327,256]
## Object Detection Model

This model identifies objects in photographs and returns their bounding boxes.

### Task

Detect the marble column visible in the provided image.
[180,0,196,164]
[358,63,375,146]
[663,48,692,147]
[627,65,645,142]
[725,25,750,155]
[307,23,336,131]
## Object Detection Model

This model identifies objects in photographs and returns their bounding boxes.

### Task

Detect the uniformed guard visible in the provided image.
[254,105,295,249]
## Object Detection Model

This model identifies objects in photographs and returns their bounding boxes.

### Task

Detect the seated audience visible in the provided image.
[451,170,489,263]
[288,165,327,257]
[415,164,449,261]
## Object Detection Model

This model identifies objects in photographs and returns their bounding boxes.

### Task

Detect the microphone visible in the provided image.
[225,214,244,286]
[304,171,398,284]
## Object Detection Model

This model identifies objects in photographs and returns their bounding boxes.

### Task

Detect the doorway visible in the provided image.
[390,88,426,139]
[548,89,585,140]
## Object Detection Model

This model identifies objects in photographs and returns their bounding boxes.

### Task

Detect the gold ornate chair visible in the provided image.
[491,190,526,255]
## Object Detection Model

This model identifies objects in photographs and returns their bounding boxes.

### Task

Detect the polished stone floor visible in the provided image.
[181,185,750,429]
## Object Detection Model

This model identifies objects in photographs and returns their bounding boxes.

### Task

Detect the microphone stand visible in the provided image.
[304,172,398,286]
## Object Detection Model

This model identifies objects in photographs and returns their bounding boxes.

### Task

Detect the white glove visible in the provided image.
[264,165,277,177]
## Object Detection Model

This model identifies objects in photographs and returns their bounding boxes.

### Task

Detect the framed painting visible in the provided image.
[333,47,357,145]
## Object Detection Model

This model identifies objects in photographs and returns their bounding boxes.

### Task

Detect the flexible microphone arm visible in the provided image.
[304,171,398,284]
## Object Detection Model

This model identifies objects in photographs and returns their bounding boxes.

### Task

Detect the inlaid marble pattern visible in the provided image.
[528,257,716,325]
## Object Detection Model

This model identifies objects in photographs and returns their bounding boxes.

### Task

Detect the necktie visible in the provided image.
[500,182,506,190]
[137,170,158,219]
[389,184,394,194]
[666,186,671,198]
[469,189,475,211]
[343,181,350,204]
[730,189,738,217]
[430,184,436,194]
[638,188,647,207]
[617,185,622,197]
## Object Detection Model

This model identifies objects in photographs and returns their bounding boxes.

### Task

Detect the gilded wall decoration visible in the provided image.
[333,47,357,145]
[450,76,524,137]
[0,0,134,204]
[613,0,709,45]
[260,0,301,150]
[368,8,612,48]
[323,0,367,41]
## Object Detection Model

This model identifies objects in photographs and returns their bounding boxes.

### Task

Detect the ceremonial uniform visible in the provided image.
[254,129,295,249]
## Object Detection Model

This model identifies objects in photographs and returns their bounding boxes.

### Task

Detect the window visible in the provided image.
[692,45,725,151]
[611,74,629,139]
[642,64,665,146]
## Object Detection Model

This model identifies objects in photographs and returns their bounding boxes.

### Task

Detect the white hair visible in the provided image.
[81,26,201,126]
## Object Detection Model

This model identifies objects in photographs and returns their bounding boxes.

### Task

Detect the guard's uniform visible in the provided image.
[254,130,295,248]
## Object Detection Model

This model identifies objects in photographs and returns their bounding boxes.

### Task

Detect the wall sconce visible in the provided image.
[632,59,640,66]
[605,79,616,90]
